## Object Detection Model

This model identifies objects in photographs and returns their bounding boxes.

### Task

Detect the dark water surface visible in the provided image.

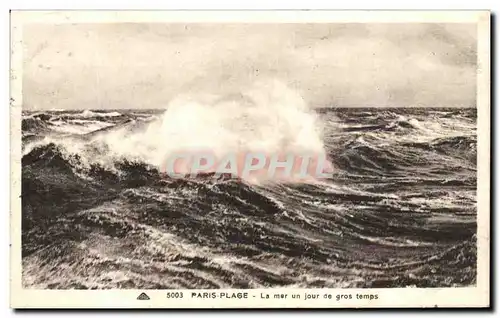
[21,107,477,289]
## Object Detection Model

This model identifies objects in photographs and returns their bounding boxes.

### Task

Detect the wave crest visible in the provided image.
[25,80,332,183]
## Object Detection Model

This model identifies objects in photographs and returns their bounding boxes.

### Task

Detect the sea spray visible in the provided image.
[72,79,334,182]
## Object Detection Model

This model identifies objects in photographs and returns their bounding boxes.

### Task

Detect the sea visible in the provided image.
[21,106,477,289]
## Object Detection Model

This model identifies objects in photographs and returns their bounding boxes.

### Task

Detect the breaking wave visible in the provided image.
[23,80,332,183]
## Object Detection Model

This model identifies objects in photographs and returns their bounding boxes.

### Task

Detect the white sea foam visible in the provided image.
[63,79,333,182]
[47,120,115,135]
[79,110,122,118]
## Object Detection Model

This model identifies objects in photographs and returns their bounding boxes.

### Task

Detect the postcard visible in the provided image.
[10,10,490,308]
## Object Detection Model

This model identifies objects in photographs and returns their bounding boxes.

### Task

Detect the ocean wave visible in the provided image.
[22,81,332,184]
[22,143,163,187]
[48,120,116,135]
[75,110,123,118]
[431,135,477,153]
[340,118,422,133]
[22,143,77,173]
[22,117,49,133]
[402,135,477,162]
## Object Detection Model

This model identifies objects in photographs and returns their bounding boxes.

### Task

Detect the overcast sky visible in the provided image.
[22,23,477,110]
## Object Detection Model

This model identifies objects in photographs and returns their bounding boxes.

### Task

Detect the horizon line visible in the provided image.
[20,105,477,111]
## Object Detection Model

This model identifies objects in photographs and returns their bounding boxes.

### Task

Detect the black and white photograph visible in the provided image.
[10,10,490,308]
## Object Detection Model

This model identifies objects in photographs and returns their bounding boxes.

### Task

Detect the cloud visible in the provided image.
[22,23,477,109]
